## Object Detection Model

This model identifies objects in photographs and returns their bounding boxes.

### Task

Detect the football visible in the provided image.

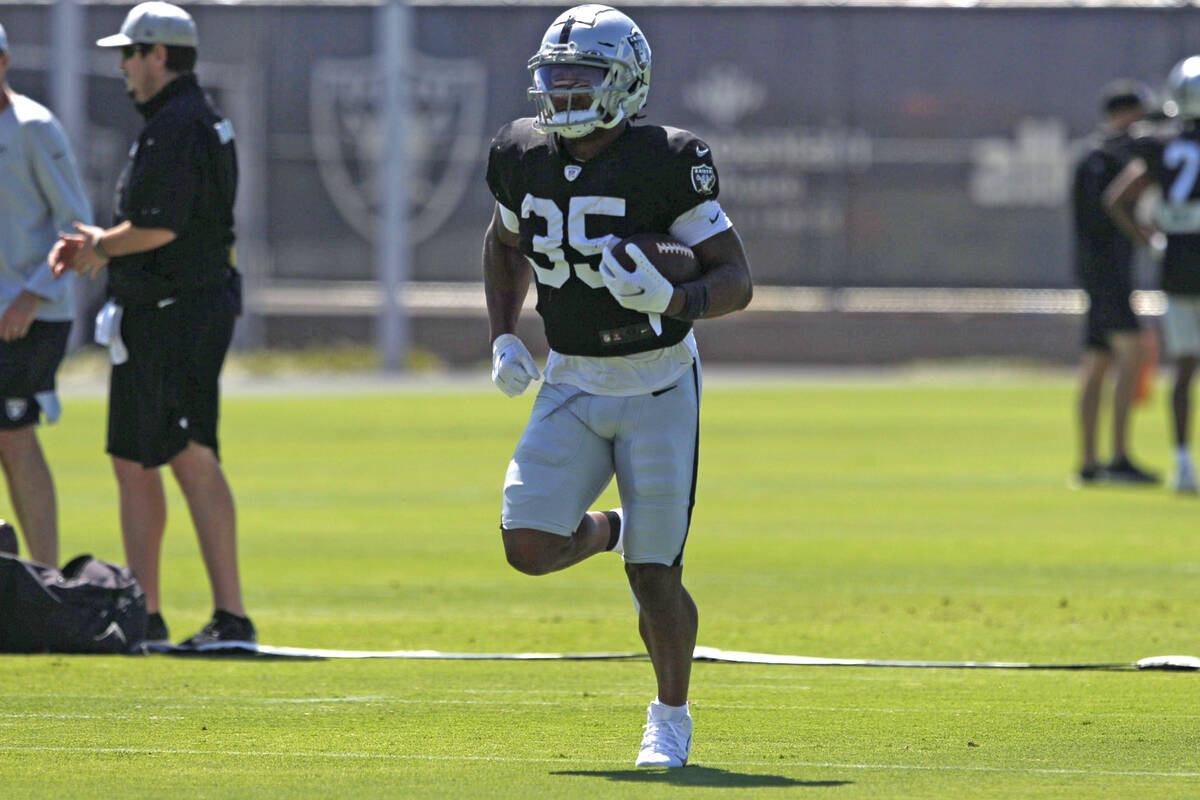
[609,232,701,284]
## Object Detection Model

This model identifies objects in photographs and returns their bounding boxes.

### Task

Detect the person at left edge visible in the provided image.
[50,1,254,652]
[0,21,93,566]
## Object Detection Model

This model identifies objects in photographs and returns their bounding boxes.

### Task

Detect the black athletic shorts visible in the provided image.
[1083,286,1139,351]
[107,275,239,467]
[0,320,71,430]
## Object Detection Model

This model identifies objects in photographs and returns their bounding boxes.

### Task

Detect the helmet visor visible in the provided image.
[532,64,607,113]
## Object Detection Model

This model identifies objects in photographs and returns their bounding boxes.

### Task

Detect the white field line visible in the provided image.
[0,746,1196,778]
[6,694,1199,720]
[0,712,183,720]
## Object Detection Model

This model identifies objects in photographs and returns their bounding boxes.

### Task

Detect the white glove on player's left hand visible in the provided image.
[600,245,675,316]
[491,333,540,397]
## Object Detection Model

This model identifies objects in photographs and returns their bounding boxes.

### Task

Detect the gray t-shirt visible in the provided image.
[0,93,92,321]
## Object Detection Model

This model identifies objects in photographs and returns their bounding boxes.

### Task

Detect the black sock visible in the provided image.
[604,510,622,551]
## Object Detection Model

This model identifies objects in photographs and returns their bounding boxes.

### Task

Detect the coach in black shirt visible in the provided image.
[1070,80,1158,487]
[51,1,254,651]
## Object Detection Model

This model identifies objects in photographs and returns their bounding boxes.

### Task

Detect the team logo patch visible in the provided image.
[690,164,717,196]
[627,31,650,71]
[5,399,27,421]
[311,53,488,244]
[564,165,582,182]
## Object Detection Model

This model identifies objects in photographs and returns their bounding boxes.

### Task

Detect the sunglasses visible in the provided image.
[118,44,147,59]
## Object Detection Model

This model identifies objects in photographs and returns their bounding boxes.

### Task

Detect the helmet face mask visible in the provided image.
[1165,56,1200,120]
[531,63,613,134]
[527,4,651,139]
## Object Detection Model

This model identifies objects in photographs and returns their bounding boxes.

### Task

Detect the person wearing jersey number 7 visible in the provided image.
[482,4,752,769]
[1105,55,1200,494]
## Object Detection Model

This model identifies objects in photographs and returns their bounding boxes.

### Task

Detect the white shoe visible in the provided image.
[1173,462,1198,494]
[635,703,692,768]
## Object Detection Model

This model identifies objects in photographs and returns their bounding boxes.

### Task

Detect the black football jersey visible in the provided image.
[486,119,720,356]
[1133,120,1200,295]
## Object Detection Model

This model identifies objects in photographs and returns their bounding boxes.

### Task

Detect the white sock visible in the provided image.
[611,508,625,554]
[649,698,689,722]
[1176,447,1192,468]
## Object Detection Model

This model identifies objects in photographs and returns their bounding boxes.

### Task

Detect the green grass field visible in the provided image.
[2,369,1198,798]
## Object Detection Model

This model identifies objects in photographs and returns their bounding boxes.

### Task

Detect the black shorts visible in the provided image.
[107,278,239,467]
[1083,287,1139,352]
[0,320,71,430]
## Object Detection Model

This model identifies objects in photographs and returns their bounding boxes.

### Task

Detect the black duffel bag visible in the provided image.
[0,553,147,654]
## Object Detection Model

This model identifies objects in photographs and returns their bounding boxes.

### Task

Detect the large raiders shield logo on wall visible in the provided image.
[310,54,487,243]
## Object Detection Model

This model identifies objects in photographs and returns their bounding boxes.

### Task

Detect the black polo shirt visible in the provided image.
[107,74,237,307]
[1071,128,1136,292]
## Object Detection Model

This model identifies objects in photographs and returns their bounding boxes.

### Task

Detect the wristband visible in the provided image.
[93,235,112,260]
[673,283,710,321]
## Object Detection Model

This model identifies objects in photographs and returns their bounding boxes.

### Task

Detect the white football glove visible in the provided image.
[600,244,675,316]
[491,333,541,398]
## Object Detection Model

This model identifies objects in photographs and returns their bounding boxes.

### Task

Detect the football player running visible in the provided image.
[1106,56,1200,494]
[482,4,752,768]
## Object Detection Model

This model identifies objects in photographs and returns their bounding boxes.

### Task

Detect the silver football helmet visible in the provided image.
[527,4,651,138]
[1165,56,1200,119]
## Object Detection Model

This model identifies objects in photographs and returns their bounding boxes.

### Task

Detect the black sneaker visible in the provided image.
[178,610,257,652]
[142,612,173,653]
[1075,465,1104,486]
[1104,457,1161,485]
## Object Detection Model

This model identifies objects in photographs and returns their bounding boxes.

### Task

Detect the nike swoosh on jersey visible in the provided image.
[617,288,647,297]
[708,212,721,224]
[696,145,709,157]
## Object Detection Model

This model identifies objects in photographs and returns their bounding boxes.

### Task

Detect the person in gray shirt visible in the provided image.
[0,22,92,565]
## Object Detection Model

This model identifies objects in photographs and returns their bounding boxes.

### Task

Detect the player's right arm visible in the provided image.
[483,202,530,341]
[483,202,540,397]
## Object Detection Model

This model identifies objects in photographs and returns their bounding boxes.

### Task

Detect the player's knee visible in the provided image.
[501,529,556,576]
[626,563,682,612]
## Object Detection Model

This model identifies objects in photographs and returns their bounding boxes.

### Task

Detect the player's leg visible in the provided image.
[1172,357,1196,447]
[1110,331,1141,459]
[1162,296,1200,492]
[1077,296,1112,481]
[1078,347,1111,478]
[0,426,57,565]
[170,442,245,615]
[500,382,616,575]
[1106,329,1157,482]
[106,302,178,618]
[627,562,697,706]
[503,515,612,575]
[172,282,255,648]
[614,364,700,767]
[0,320,71,565]
[1172,356,1198,489]
[112,455,167,612]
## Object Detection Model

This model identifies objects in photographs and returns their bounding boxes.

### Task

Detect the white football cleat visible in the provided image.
[1174,460,1198,494]
[635,702,692,768]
